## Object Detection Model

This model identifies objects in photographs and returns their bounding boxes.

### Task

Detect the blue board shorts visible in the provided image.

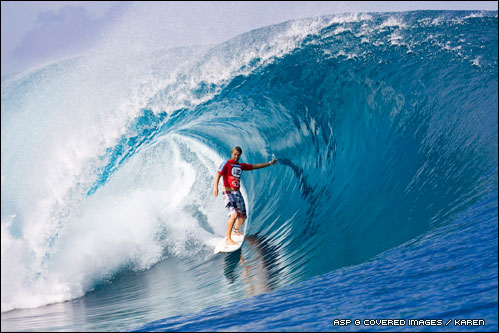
[223,190,247,219]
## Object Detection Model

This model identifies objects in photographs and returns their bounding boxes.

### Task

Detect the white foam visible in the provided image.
[471,56,482,67]
[390,32,404,46]
[1,132,230,312]
[1,9,339,312]
[379,16,407,29]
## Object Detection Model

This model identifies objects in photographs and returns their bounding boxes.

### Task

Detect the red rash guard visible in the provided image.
[218,159,253,190]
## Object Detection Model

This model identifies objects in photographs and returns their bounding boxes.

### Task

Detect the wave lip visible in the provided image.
[1,10,498,331]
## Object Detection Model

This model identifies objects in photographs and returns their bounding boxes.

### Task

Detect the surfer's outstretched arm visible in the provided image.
[251,158,278,170]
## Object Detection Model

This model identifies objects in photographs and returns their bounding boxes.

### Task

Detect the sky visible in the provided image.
[1,1,497,76]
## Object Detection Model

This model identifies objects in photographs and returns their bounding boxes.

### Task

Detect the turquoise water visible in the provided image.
[1,10,497,332]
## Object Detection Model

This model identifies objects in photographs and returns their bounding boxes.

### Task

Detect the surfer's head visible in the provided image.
[231,146,242,162]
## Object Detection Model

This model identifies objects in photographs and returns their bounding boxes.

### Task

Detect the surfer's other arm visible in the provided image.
[251,157,278,170]
[213,173,222,197]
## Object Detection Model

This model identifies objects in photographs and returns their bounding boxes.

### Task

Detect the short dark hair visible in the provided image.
[231,146,242,154]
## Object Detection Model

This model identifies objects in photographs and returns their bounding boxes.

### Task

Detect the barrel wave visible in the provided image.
[1,10,497,331]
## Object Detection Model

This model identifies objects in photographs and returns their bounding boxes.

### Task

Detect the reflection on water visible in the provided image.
[223,234,282,297]
[241,236,271,296]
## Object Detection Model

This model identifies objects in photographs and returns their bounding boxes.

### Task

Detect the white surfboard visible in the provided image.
[214,232,245,254]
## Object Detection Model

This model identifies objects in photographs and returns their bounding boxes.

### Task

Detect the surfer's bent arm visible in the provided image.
[251,158,278,170]
[213,173,222,196]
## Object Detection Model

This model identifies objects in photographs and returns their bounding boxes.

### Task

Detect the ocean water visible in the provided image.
[1,10,497,332]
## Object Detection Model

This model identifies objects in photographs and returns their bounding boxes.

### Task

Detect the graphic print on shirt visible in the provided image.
[231,166,242,188]
[218,160,253,191]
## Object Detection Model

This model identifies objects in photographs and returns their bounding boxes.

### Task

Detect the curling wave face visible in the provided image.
[1,10,497,330]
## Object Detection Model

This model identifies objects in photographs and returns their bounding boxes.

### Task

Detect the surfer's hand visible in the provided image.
[270,158,278,165]
[213,188,218,197]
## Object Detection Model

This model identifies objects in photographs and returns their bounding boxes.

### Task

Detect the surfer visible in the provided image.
[213,146,277,245]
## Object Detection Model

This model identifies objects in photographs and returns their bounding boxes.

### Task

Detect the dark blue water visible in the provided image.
[1,10,497,332]
[136,193,498,332]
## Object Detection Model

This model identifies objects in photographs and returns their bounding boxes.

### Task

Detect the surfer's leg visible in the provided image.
[224,192,238,245]
[232,191,247,235]
[226,213,238,245]
[233,217,245,236]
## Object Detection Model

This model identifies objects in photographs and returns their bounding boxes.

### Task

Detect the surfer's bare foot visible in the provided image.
[225,238,237,245]
[232,229,243,236]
